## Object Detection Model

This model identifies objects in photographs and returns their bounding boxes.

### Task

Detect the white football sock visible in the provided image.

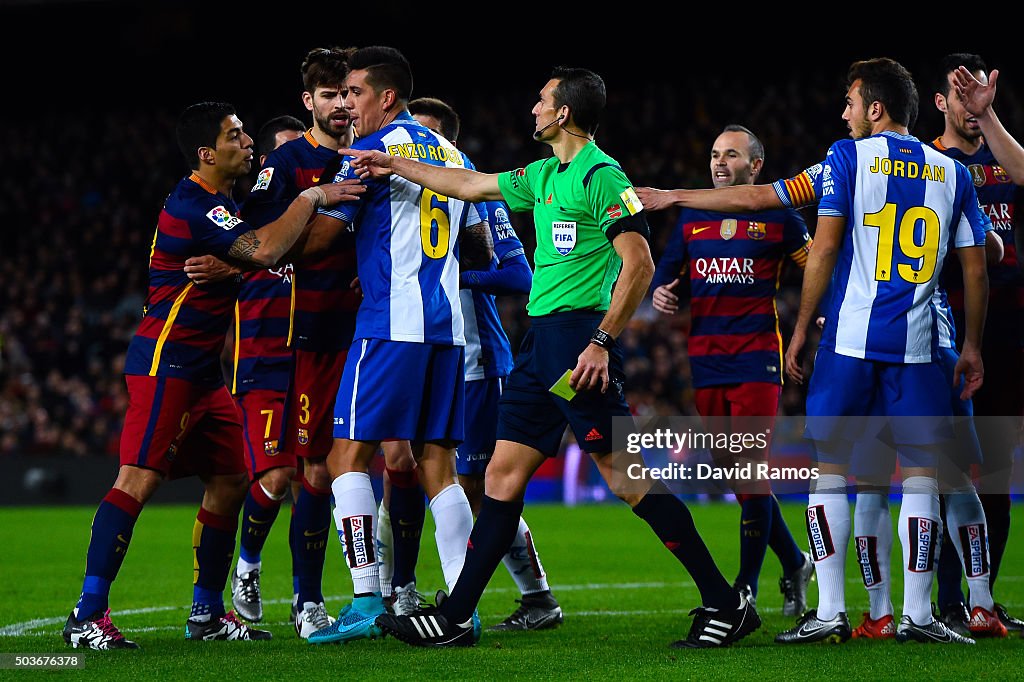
[943,486,994,611]
[899,476,940,625]
[331,472,380,596]
[854,491,893,619]
[376,499,394,599]
[502,516,551,596]
[429,483,474,592]
[236,557,261,577]
[808,474,850,621]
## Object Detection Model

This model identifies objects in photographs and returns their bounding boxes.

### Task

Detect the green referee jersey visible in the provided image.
[497,142,644,316]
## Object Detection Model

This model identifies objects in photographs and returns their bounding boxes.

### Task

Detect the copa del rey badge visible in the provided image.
[552,221,577,255]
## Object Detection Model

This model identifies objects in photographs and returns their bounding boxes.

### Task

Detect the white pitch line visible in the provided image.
[1,582,689,636]
[6,576,1020,637]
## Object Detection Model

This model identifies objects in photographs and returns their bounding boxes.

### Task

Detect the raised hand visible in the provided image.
[337,148,394,179]
[952,66,998,118]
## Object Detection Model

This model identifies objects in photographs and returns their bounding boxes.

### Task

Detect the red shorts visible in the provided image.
[236,389,294,478]
[283,349,346,460]
[120,375,245,480]
[694,382,781,462]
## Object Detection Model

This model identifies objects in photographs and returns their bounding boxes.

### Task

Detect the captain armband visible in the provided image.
[605,211,651,243]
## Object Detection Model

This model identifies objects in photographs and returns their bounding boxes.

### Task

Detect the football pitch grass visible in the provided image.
[1,501,1021,679]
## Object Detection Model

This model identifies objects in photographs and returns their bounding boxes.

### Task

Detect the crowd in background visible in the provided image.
[2,70,1021,457]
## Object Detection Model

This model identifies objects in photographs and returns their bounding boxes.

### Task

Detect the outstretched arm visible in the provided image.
[340,148,503,202]
[227,180,363,268]
[635,184,784,213]
[185,181,363,283]
[953,67,1024,184]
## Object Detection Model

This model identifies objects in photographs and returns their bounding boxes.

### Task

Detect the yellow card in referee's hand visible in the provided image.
[549,369,577,401]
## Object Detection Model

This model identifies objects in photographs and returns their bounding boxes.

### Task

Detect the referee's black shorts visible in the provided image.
[496,310,632,456]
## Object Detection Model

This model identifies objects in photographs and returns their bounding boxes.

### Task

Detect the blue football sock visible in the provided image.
[768,495,805,575]
[936,495,966,608]
[239,481,282,565]
[736,496,773,597]
[192,507,236,618]
[292,478,331,606]
[388,468,425,590]
[75,488,143,620]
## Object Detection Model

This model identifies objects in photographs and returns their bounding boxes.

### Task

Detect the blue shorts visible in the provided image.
[334,339,465,444]
[851,346,981,477]
[497,311,632,456]
[806,347,953,466]
[456,377,504,476]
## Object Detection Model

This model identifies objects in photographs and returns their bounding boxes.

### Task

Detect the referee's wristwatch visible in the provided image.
[589,328,615,350]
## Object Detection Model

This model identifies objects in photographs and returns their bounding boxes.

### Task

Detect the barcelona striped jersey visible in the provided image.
[320,112,479,346]
[124,173,248,386]
[652,207,811,387]
[802,131,988,363]
[928,138,1023,348]
[234,131,358,394]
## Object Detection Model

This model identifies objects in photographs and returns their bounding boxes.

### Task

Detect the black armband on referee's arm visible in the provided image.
[605,211,651,243]
[590,328,615,350]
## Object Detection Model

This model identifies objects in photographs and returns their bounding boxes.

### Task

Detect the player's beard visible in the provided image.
[955,120,982,143]
[851,115,873,140]
[315,109,351,142]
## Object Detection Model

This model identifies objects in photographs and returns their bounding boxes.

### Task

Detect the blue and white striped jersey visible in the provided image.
[815,131,987,363]
[774,149,993,356]
[320,112,479,346]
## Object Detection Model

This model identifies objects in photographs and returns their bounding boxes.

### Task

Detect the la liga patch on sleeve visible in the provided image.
[251,167,274,192]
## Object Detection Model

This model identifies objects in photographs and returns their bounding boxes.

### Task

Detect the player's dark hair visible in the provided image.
[256,115,305,157]
[722,124,765,161]
[550,66,605,136]
[176,101,236,170]
[408,97,460,141]
[847,58,919,129]
[348,46,413,102]
[301,46,352,93]
[936,53,988,96]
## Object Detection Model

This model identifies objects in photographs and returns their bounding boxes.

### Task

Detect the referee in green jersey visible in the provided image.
[341,65,756,649]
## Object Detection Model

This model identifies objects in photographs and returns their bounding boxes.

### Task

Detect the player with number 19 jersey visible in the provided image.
[779,132,988,364]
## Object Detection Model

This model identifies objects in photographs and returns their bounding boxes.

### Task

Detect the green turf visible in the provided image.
[0,501,1020,679]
